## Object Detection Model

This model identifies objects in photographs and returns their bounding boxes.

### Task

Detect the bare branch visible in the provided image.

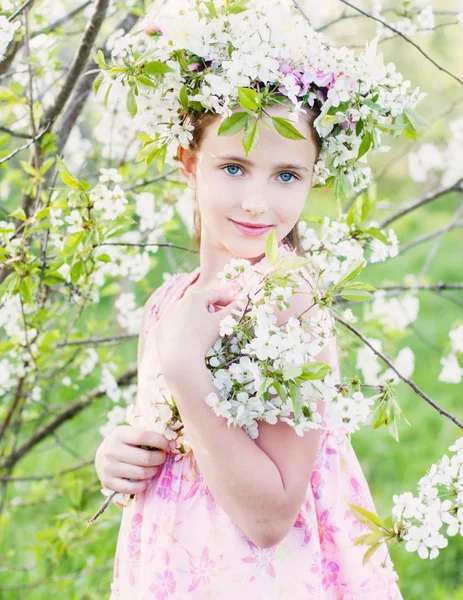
[0,366,136,472]
[39,0,111,132]
[31,1,93,38]
[392,221,463,257]
[332,311,463,430]
[379,177,463,229]
[0,121,52,165]
[101,241,199,253]
[52,334,137,349]
[0,459,93,482]
[7,0,36,21]
[338,0,463,87]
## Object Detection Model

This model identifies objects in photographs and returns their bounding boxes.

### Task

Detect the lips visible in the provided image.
[230,219,275,237]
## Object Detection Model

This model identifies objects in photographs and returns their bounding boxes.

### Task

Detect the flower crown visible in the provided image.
[95,0,427,200]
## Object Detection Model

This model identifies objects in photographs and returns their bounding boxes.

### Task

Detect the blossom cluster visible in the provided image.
[96,0,426,199]
[0,15,21,62]
[392,437,463,559]
[298,216,399,288]
[439,324,463,385]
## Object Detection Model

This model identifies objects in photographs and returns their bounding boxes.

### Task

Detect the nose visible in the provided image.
[240,188,268,216]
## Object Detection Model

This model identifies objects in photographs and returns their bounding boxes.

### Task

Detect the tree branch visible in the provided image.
[332,311,463,430]
[338,0,463,87]
[379,177,463,229]
[0,366,136,472]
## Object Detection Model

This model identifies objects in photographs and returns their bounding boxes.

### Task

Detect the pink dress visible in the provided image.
[109,247,403,600]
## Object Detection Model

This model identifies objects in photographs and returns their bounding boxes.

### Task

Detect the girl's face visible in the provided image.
[178,104,319,261]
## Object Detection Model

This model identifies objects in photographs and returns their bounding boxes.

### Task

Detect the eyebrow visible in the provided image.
[213,154,310,173]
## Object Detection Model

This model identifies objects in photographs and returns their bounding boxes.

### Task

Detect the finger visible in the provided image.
[114,444,167,467]
[118,426,172,451]
[109,477,149,495]
[196,289,238,310]
[108,462,159,481]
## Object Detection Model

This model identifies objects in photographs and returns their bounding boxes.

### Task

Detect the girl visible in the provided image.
[95,102,403,599]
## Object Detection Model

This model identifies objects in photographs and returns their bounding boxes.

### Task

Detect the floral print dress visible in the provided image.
[109,247,403,600]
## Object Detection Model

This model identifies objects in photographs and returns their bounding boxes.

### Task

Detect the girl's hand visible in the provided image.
[154,288,239,379]
[94,426,175,495]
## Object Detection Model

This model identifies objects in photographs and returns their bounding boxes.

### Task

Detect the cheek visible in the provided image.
[273,190,306,225]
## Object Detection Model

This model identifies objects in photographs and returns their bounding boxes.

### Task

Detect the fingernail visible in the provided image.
[169,441,177,450]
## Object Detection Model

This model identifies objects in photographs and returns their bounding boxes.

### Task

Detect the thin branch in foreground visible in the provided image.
[338,0,463,87]
[379,177,463,229]
[332,311,463,430]
[101,242,199,253]
[0,367,137,472]
[0,459,93,482]
[0,122,52,165]
[397,220,463,256]
[7,0,35,21]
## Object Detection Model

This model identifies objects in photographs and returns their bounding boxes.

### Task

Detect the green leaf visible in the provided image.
[299,362,333,380]
[288,381,303,420]
[265,229,278,265]
[38,158,55,177]
[43,273,65,286]
[365,226,388,244]
[350,504,383,529]
[136,74,155,87]
[238,87,261,111]
[70,261,84,284]
[93,72,105,96]
[354,533,371,546]
[282,366,303,381]
[103,82,113,108]
[61,172,80,190]
[355,119,364,136]
[334,172,352,200]
[357,130,373,160]
[145,61,174,76]
[363,99,384,112]
[271,116,306,141]
[9,207,26,221]
[340,289,372,302]
[279,256,310,272]
[19,278,33,303]
[242,119,259,155]
[20,160,37,176]
[218,112,249,136]
[404,107,428,128]
[127,87,138,118]
[97,253,111,263]
[204,1,218,16]
[332,259,365,291]
[179,85,189,112]
[63,232,84,256]
[362,542,382,566]
[34,207,50,220]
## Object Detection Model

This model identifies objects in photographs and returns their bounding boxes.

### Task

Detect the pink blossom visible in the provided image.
[149,570,176,600]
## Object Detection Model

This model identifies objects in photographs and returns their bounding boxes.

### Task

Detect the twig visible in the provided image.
[0,366,137,472]
[332,311,463,430]
[0,122,51,165]
[7,0,35,21]
[379,177,463,229]
[338,0,463,87]
[101,241,199,253]
[0,459,93,482]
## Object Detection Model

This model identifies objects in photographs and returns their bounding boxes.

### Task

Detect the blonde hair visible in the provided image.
[185,105,322,255]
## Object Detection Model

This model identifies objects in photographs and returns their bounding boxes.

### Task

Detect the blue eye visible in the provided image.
[224,164,242,176]
[278,172,297,183]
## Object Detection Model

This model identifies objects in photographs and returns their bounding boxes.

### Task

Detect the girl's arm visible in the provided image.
[164,280,335,549]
